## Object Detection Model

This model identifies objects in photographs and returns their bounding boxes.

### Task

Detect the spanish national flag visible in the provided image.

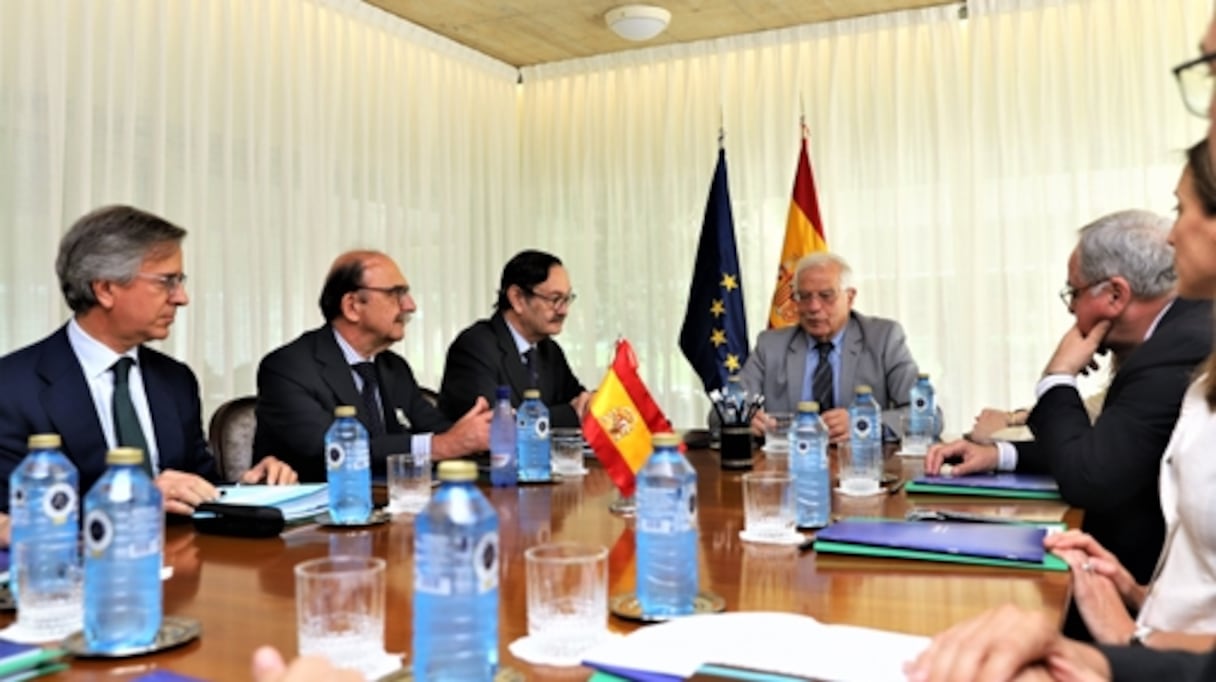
[582,339,673,497]
[767,130,828,328]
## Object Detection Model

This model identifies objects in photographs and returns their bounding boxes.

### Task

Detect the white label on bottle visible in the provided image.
[42,482,77,524]
[83,509,114,557]
[326,442,346,470]
[534,417,550,439]
[473,531,500,593]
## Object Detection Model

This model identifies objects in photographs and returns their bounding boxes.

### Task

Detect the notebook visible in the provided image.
[813,518,1067,570]
[905,473,1061,500]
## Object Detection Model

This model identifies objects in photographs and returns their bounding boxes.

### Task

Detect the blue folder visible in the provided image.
[906,473,1061,500]
[813,518,1067,570]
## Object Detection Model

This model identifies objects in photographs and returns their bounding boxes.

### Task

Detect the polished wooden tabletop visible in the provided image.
[28,448,1075,680]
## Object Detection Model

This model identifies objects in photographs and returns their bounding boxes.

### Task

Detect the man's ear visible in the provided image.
[1104,277,1132,314]
[92,280,116,310]
[339,291,362,322]
[507,284,527,313]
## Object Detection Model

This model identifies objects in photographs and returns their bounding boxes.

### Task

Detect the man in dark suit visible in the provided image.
[927,210,1212,591]
[438,250,590,428]
[254,250,491,482]
[739,252,925,441]
[0,205,296,533]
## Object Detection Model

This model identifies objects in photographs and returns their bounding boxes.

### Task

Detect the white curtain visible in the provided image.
[520,0,1210,431]
[0,0,1210,433]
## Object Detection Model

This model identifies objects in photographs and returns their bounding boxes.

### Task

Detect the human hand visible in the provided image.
[240,456,299,485]
[571,391,593,418]
[434,396,492,459]
[1055,549,1137,645]
[821,408,850,442]
[749,408,769,438]
[1043,321,1112,377]
[251,645,361,682]
[1045,531,1144,610]
[0,513,10,548]
[971,408,1012,441]
[155,470,220,515]
[925,439,998,476]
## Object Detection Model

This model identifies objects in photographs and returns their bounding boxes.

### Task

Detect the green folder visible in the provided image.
[813,519,1068,572]
[904,481,1062,500]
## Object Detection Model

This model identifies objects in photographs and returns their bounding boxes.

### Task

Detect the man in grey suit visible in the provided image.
[741,252,923,442]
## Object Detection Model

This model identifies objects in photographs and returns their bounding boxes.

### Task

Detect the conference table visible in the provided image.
[22,446,1076,681]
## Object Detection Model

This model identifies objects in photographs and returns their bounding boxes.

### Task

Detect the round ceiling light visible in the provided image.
[605,4,672,42]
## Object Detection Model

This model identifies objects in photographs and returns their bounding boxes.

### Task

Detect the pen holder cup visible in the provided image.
[720,427,755,470]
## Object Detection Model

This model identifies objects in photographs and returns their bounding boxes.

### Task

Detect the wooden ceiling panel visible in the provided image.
[363,0,956,67]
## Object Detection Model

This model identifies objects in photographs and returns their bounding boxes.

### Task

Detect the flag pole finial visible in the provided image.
[718,127,725,149]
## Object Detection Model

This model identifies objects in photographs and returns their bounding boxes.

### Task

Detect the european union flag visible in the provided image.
[679,147,749,393]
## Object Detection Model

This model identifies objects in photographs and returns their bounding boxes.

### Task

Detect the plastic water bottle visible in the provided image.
[844,386,883,495]
[722,375,746,425]
[906,373,936,452]
[489,386,517,487]
[324,405,372,523]
[790,402,831,528]
[516,389,551,483]
[83,447,163,652]
[413,461,500,680]
[10,433,82,637]
[636,432,698,618]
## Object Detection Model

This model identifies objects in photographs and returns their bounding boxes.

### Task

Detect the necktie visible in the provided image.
[352,362,387,437]
[111,357,154,476]
[522,347,539,388]
[812,342,835,411]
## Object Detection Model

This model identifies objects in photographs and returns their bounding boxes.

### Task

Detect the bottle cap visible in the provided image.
[437,460,478,482]
[27,433,62,450]
[523,389,541,399]
[855,385,873,395]
[107,447,145,466]
[334,405,357,417]
[918,372,930,380]
[652,432,680,448]
[495,386,511,400]
[797,401,820,413]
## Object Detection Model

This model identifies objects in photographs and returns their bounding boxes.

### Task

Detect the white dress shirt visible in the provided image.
[332,328,431,455]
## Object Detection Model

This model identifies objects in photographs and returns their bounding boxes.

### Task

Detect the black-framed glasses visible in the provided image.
[526,289,577,309]
[1058,278,1110,308]
[134,272,187,294]
[792,288,843,306]
[1172,50,1216,118]
[359,285,411,301]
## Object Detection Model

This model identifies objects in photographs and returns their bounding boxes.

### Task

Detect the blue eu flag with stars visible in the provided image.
[680,147,749,393]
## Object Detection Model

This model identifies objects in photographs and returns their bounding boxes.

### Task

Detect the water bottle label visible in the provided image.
[414,533,452,596]
[795,439,811,455]
[637,484,697,533]
[83,510,116,557]
[913,397,928,412]
[852,417,872,439]
[534,417,550,439]
[42,483,77,525]
[84,508,161,560]
[490,451,511,468]
[473,531,500,594]
[326,442,347,470]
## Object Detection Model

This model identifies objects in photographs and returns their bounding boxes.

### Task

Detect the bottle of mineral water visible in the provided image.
[636,432,699,618]
[906,373,936,452]
[844,386,883,495]
[10,433,82,638]
[489,386,517,487]
[516,389,551,482]
[413,461,500,680]
[83,447,163,652]
[790,402,831,528]
[325,405,372,523]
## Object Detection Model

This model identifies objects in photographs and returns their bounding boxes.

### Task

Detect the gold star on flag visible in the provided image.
[720,273,738,291]
[709,299,725,317]
[724,354,741,372]
[710,329,727,347]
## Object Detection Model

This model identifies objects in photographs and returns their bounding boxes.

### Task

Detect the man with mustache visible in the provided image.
[0,205,296,539]
[254,250,491,482]
[439,249,591,428]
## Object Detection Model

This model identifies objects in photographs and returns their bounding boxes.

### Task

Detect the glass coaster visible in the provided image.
[609,591,726,623]
[62,615,201,658]
[375,666,525,681]
[313,509,392,528]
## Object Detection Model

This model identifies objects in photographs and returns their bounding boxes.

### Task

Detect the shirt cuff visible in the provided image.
[412,434,432,457]
[995,441,1018,471]
[1035,374,1077,400]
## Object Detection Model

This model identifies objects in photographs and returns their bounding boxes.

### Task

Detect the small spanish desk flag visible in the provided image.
[767,130,828,328]
[582,339,673,498]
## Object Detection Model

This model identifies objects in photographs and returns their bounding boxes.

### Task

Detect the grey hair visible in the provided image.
[793,251,854,291]
[1076,209,1175,299]
[56,205,187,312]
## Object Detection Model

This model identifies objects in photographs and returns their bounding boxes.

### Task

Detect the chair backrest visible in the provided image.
[207,396,258,483]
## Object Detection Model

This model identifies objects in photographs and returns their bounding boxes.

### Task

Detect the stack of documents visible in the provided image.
[813,518,1067,571]
[208,484,329,521]
[582,612,928,682]
[905,473,1061,500]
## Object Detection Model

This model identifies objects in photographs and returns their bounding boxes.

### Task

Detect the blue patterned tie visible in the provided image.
[812,342,834,411]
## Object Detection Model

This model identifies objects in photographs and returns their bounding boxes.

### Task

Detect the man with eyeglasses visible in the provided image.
[739,251,924,442]
[439,249,590,428]
[254,250,491,482]
[0,205,297,543]
[926,210,1211,605]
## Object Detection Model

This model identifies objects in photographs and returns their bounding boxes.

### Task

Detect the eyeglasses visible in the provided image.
[134,272,187,294]
[792,288,843,306]
[1058,279,1110,308]
[1172,50,1216,118]
[359,285,412,302]
[526,289,577,309]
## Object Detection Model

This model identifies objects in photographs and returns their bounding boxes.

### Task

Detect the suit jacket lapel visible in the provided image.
[139,348,183,469]
[785,329,810,407]
[491,314,533,400]
[37,327,108,470]
[838,315,864,406]
[314,327,364,411]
